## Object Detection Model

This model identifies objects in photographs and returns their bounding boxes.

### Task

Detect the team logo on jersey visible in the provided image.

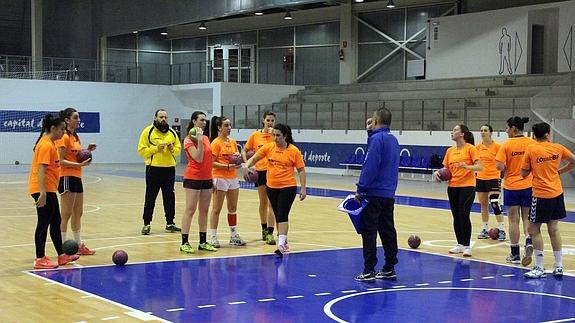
[536,154,559,163]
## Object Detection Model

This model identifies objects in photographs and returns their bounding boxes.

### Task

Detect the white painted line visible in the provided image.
[228,301,246,305]
[540,318,575,323]
[81,295,95,299]
[308,274,317,277]
[415,283,430,286]
[197,305,216,309]
[44,282,57,285]
[166,308,184,312]
[101,317,120,321]
[502,274,515,277]
[287,295,304,299]
[481,276,495,280]
[258,298,276,302]
[124,311,158,321]
[367,287,383,291]
[341,290,357,294]
[391,285,406,289]
[460,278,474,282]
[75,321,87,323]
[314,292,332,296]
[438,281,452,284]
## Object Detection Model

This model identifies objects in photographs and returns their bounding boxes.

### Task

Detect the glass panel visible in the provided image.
[295,46,339,85]
[259,27,294,47]
[241,69,251,83]
[258,48,291,85]
[213,49,224,68]
[316,103,332,129]
[465,98,490,131]
[350,102,368,130]
[241,48,251,67]
[138,31,170,51]
[172,37,207,51]
[406,5,454,37]
[385,101,403,131]
[443,99,465,130]
[228,69,238,82]
[358,9,406,42]
[423,99,443,131]
[296,22,339,45]
[358,43,405,82]
[490,98,514,132]
[332,102,348,130]
[301,103,318,128]
[108,34,137,49]
[404,100,423,130]
[286,103,302,129]
[208,32,257,46]
[245,105,261,128]
[138,52,170,85]
[228,48,239,68]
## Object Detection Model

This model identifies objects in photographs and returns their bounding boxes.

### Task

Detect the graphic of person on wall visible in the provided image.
[499,27,513,75]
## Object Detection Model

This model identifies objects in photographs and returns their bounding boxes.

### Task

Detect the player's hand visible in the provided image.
[299,187,307,201]
[158,143,166,151]
[459,162,468,169]
[80,158,92,166]
[167,143,174,152]
[433,171,442,182]
[354,192,362,202]
[87,143,97,151]
[35,192,47,208]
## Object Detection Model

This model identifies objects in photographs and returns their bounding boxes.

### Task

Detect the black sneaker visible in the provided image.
[354,271,376,282]
[376,268,397,280]
[262,229,267,241]
[165,224,181,233]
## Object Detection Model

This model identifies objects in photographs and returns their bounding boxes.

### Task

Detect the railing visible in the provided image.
[222,97,542,132]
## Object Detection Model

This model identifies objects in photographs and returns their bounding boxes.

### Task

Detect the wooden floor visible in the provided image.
[0,164,574,322]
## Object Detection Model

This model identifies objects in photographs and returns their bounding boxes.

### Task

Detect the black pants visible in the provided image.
[266,186,297,223]
[447,186,475,246]
[32,193,63,258]
[142,166,176,225]
[361,197,398,273]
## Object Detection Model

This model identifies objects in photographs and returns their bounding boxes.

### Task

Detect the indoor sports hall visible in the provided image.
[1,0,575,322]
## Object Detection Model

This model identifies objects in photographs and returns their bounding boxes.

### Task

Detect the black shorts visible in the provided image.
[255,170,267,187]
[58,176,83,194]
[183,179,213,190]
[529,194,566,223]
[475,179,501,193]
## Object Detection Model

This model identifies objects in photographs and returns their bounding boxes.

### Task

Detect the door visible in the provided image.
[531,25,545,74]
[210,45,254,83]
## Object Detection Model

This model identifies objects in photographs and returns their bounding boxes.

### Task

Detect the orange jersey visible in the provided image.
[245,130,274,171]
[55,132,82,178]
[442,143,479,187]
[256,142,305,189]
[211,137,239,179]
[496,136,535,190]
[29,136,61,194]
[183,135,213,180]
[522,141,573,198]
[476,141,501,180]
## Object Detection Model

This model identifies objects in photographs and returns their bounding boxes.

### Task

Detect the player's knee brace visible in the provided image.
[489,193,502,215]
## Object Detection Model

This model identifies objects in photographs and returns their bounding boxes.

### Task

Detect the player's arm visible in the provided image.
[559,152,575,175]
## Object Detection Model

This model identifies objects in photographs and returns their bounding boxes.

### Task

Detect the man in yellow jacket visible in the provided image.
[138,109,182,235]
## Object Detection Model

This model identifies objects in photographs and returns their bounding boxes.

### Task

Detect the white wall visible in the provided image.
[527,8,559,74]
[558,1,575,72]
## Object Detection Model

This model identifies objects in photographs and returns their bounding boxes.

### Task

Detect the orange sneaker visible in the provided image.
[34,256,58,269]
[58,253,80,266]
[78,243,96,255]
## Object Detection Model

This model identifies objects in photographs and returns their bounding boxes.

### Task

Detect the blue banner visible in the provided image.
[237,141,448,169]
[0,110,100,133]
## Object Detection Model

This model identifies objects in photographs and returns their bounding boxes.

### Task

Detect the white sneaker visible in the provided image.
[463,247,472,257]
[524,266,546,279]
[209,237,221,248]
[449,245,464,254]
[553,267,563,277]
[229,233,246,246]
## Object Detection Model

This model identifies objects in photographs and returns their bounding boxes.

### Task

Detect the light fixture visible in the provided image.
[354,0,364,2]
[199,22,207,30]
[386,0,396,8]
[160,31,168,36]
[283,11,292,20]
[255,12,263,16]
[132,31,138,34]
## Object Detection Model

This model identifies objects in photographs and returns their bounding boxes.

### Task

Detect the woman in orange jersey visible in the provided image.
[56,108,96,255]
[209,116,246,248]
[179,111,217,254]
[495,116,535,266]
[29,114,80,269]
[244,124,306,257]
[475,124,506,241]
[434,124,482,257]
[242,110,276,245]
[521,122,575,279]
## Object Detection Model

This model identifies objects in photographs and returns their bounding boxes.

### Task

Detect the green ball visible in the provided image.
[63,239,79,255]
[189,127,198,141]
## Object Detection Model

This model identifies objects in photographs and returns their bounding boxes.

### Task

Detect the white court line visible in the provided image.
[287,295,304,299]
[367,287,383,291]
[258,298,276,302]
[391,285,407,289]
[415,283,430,286]
[314,292,332,296]
[481,276,495,280]
[502,274,516,277]
[228,301,246,305]
[438,281,452,284]
[24,272,168,322]
[341,290,357,294]
[197,304,216,309]
[101,317,120,321]
[166,308,184,312]
[540,318,575,323]
[460,278,474,282]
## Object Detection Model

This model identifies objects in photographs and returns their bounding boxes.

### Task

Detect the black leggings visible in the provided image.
[143,166,176,225]
[266,186,297,223]
[447,186,475,246]
[32,193,63,258]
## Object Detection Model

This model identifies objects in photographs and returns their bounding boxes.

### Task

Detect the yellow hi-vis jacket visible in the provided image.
[137,124,181,167]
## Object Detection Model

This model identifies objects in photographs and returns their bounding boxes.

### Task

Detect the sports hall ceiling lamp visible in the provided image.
[354,0,364,2]
[284,11,293,20]
[254,11,264,16]
[160,31,168,36]
[199,22,207,30]
[387,0,396,9]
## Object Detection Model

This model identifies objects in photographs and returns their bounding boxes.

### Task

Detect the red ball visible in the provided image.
[246,168,258,183]
[246,150,255,160]
[112,250,128,266]
[438,167,451,181]
[77,149,92,163]
[408,235,421,249]
[488,228,500,240]
[228,154,243,165]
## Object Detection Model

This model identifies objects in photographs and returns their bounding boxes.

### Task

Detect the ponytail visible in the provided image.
[274,123,294,146]
[506,116,530,131]
[59,107,79,141]
[34,114,65,151]
[458,124,474,145]
[210,116,228,142]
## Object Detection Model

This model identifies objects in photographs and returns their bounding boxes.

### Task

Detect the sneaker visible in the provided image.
[552,267,563,277]
[141,225,151,235]
[506,254,521,264]
[34,256,58,269]
[463,247,472,257]
[274,244,290,257]
[449,245,464,254]
[165,224,181,233]
[524,266,546,279]
[58,253,80,266]
[522,244,534,267]
[209,237,221,248]
[265,233,276,245]
[229,234,247,246]
[498,230,507,241]
[477,229,489,239]
[262,228,267,241]
[354,271,376,282]
[78,243,96,255]
[180,242,195,254]
[198,242,218,252]
[375,268,397,280]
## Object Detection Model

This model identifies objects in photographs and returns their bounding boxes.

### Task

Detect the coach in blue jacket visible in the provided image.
[354,107,400,282]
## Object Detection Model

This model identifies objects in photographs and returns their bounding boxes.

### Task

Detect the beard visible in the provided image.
[154,120,169,133]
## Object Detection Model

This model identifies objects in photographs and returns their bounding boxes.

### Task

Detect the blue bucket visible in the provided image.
[336,194,368,234]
